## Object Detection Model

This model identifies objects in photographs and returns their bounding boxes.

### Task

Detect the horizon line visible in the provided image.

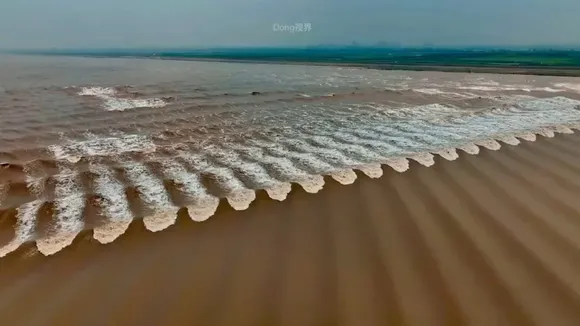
[4,44,580,54]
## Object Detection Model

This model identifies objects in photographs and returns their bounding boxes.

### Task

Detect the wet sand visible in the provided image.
[2,132,580,326]
[152,57,580,77]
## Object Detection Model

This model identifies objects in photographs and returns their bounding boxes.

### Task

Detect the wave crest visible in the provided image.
[78,86,167,111]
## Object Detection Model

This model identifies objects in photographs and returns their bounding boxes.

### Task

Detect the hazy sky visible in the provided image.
[1,0,579,49]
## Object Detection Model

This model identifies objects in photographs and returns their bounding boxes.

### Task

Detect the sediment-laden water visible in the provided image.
[1,54,580,256]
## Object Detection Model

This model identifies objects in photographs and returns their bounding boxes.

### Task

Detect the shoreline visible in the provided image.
[136,56,580,77]
[8,52,580,77]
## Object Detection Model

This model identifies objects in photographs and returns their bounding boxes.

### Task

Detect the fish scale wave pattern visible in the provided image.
[1,95,580,256]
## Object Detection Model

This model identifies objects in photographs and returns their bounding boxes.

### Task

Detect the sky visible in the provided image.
[1,0,580,49]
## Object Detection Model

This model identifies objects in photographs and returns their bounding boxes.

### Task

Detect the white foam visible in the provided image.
[90,163,133,222]
[555,126,574,134]
[329,130,403,154]
[458,144,480,155]
[515,132,537,142]
[497,135,521,146]
[457,85,561,92]
[0,200,42,257]
[414,88,477,99]
[228,144,315,182]
[384,157,410,172]
[90,163,134,243]
[475,139,502,151]
[458,85,520,92]
[358,163,383,178]
[23,163,46,196]
[93,221,133,244]
[409,153,436,167]
[122,162,177,231]
[537,128,556,138]
[330,169,358,185]
[554,83,580,93]
[78,86,117,97]
[142,209,179,232]
[36,168,86,255]
[78,86,167,111]
[179,154,256,210]
[381,104,463,119]
[264,182,293,201]
[414,88,447,95]
[186,202,220,222]
[249,140,336,175]
[50,134,156,162]
[435,148,459,161]
[102,97,167,112]
[203,147,289,193]
[157,160,220,221]
[225,189,257,210]
[296,175,325,193]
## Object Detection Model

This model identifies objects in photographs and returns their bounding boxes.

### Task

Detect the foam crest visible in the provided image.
[90,163,133,221]
[497,135,521,146]
[228,144,315,182]
[515,132,537,142]
[50,134,156,163]
[330,169,358,185]
[252,140,336,174]
[264,182,293,201]
[381,104,463,119]
[414,88,472,98]
[358,163,383,178]
[78,86,167,111]
[553,83,580,92]
[434,148,459,161]
[225,189,257,210]
[304,135,382,161]
[143,209,180,233]
[156,160,219,221]
[23,163,47,196]
[4,93,580,257]
[296,175,325,193]
[186,202,220,222]
[458,144,480,155]
[555,126,574,134]
[456,85,561,92]
[122,162,176,231]
[93,221,133,244]
[0,200,42,257]
[204,147,290,197]
[36,168,85,255]
[538,129,556,138]
[475,139,502,151]
[409,153,436,167]
[78,86,117,97]
[102,98,167,112]
[5,122,580,257]
[384,157,410,172]
[179,154,256,210]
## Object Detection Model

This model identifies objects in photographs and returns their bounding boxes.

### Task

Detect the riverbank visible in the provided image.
[153,56,580,77]
[12,47,580,77]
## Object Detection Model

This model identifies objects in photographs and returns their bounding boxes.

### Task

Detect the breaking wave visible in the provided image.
[553,83,580,93]
[78,86,167,111]
[2,95,580,257]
